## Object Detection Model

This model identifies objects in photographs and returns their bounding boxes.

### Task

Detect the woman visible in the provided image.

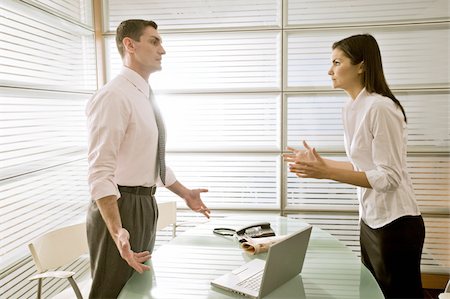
[284,34,425,299]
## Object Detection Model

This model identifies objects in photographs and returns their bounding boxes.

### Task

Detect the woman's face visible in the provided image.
[328,48,363,92]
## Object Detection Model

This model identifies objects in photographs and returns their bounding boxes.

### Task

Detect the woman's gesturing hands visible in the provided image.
[283,140,330,179]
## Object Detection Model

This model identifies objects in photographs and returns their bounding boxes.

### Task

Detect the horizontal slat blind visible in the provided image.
[106,31,281,91]
[106,0,280,31]
[286,156,359,210]
[288,213,450,274]
[286,93,344,149]
[286,25,449,89]
[286,91,450,151]
[1,1,95,297]
[0,88,89,180]
[288,213,361,248]
[286,0,449,27]
[156,154,279,209]
[21,0,93,26]
[0,0,96,91]
[157,93,280,151]
[409,156,450,213]
[286,155,450,214]
[422,217,450,274]
[404,91,450,149]
[0,160,89,267]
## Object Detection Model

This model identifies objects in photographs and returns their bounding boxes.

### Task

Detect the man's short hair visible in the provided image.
[115,19,158,58]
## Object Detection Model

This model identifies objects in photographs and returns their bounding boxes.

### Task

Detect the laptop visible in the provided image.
[211,225,312,299]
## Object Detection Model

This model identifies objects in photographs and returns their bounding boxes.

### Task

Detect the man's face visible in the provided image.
[131,26,166,74]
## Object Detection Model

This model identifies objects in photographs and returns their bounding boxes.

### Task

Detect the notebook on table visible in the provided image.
[211,225,312,299]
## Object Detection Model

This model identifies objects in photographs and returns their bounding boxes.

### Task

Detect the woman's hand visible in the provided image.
[288,147,330,179]
[283,140,316,163]
[283,140,329,178]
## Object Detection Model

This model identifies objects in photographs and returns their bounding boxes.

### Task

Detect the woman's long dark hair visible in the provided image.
[332,34,407,123]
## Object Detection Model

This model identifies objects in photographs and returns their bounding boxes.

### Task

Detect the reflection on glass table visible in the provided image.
[118,214,384,299]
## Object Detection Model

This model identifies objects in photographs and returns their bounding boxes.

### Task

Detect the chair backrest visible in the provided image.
[28,222,88,273]
[156,200,176,231]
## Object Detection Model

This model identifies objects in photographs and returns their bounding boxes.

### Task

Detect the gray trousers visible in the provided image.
[86,186,158,299]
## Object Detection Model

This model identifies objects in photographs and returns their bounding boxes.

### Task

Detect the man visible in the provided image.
[86,19,211,298]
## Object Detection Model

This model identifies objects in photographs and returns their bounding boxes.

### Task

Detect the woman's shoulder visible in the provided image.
[365,92,396,111]
[365,92,404,123]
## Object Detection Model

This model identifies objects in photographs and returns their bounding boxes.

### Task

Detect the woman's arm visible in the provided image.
[283,140,354,171]
[287,146,371,188]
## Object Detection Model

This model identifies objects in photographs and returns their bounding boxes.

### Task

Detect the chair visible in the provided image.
[28,222,89,299]
[156,200,177,237]
[438,279,450,299]
[28,201,176,298]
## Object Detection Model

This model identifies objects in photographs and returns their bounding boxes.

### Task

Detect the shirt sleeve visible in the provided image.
[86,90,129,201]
[365,102,405,193]
[156,165,177,187]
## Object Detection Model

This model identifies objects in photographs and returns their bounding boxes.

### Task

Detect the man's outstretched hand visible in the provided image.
[185,188,210,218]
[116,228,151,273]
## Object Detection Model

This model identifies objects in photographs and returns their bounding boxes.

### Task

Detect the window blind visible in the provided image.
[105,31,281,92]
[0,0,96,91]
[0,86,89,268]
[286,91,450,152]
[286,25,449,89]
[19,0,93,26]
[0,160,89,261]
[286,156,358,211]
[286,0,449,27]
[0,1,95,297]
[286,93,344,149]
[157,93,280,151]
[288,213,450,274]
[286,155,450,213]
[408,155,450,213]
[156,153,280,209]
[0,88,88,180]
[106,0,280,31]
[403,91,450,150]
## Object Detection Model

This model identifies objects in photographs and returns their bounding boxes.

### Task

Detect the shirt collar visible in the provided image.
[355,87,368,101]
[347,87,368,109]
[120,66,150,98]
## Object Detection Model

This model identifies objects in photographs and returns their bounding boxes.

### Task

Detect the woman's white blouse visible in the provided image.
[342,89,420,228]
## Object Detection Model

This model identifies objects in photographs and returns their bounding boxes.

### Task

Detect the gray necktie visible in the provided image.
[149,88,166,185]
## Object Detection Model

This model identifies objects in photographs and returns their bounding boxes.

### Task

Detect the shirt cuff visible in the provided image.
[90,179,120,201]
[365,168,390,193]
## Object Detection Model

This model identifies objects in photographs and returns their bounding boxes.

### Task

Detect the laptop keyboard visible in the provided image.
[237,270,264,291]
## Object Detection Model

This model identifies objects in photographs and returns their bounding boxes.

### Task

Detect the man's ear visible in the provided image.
[123,37,135,54]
